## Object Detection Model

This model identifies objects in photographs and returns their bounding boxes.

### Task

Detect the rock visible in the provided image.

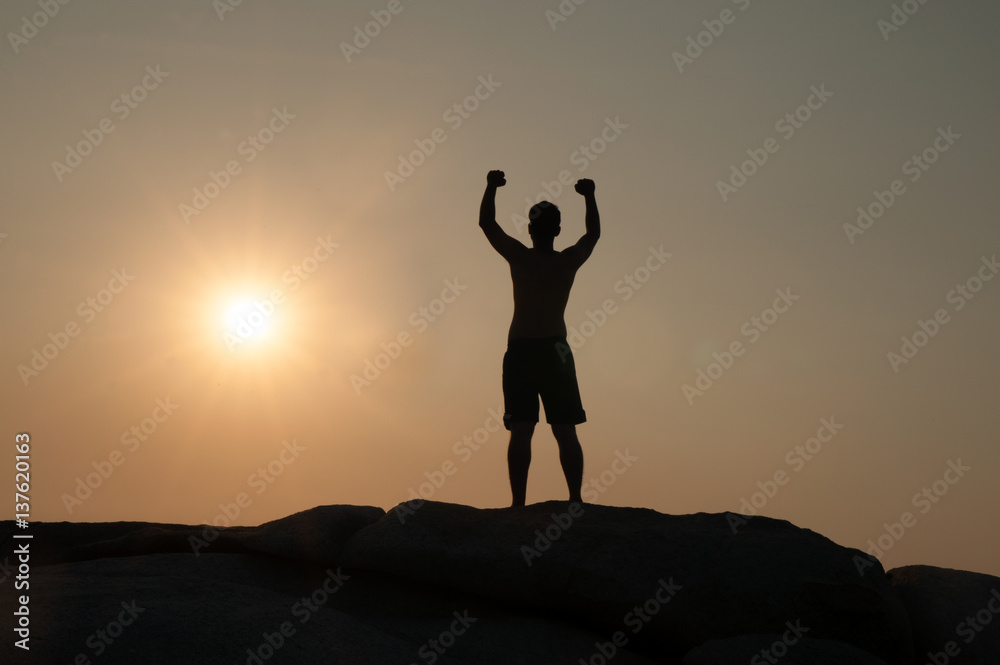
[887,565,1000,665]
[1,520,234,566]
[25,502,1000,663]
[237,505,386,563]
[340,500,914,664]
[682,635,890,664]
[0,505,384,566]
[0,552,663,664]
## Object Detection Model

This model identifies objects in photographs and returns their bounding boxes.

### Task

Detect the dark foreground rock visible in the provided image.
[887,565,1000,665]
[3,553,661,665]
[681,635,891,664]
[2,504,385,566]
[0,501,990,663]
[341,501,913,664]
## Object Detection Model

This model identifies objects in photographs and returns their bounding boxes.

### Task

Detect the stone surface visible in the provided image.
[0,552,662,664]
[237,504,386,563]
[682,635,890,664]
[0,504,384,566]
[887,564,1000,665]
[340,501,914,664]
[8,502,998,663]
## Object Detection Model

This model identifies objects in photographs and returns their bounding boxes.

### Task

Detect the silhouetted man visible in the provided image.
[479,169,600,507]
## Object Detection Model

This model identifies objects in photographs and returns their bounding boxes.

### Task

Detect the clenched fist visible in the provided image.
[487,170,507,187]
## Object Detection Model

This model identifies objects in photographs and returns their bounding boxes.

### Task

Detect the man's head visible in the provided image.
[528,201,561,243]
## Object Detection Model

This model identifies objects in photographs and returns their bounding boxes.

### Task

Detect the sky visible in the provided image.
[1,0,998,578]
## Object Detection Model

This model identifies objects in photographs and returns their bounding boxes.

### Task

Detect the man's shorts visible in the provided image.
[502,336,586,430]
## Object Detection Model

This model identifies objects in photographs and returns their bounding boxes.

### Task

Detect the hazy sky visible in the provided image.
[2,0,998,578]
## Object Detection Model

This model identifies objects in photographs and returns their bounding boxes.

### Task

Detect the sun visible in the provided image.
[221,293,281,352]
[226,298,273,339]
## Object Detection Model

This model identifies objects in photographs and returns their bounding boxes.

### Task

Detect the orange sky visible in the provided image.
[1,0,998,578]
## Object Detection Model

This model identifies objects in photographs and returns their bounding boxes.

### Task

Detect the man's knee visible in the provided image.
[509,421,536,437]
[551,424,578,441]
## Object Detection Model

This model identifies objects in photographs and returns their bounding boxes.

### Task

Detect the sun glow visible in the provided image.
[224,297,277,345]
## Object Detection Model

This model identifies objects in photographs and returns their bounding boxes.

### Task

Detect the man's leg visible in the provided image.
[551,424,583,503]
[508,421,535,507]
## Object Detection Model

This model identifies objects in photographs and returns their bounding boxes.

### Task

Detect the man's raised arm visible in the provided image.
[565,178,600,266]
[479,170,525,260]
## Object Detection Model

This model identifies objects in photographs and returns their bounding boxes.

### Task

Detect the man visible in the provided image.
[478,169,600,507]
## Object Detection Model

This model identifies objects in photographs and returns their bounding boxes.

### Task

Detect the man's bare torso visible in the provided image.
[507,248,579,341]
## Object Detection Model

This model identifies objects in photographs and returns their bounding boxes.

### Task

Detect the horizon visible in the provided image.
[1,0,998,579]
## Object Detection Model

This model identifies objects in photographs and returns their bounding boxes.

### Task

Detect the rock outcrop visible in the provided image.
[1,501,995,664]
[341,501,912,664]
[681,635,891,664]
[888,565,1000,665]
